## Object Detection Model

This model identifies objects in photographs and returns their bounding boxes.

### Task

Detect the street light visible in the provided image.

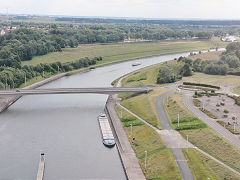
[24,73,27,85]
[130,124,133,137]
[178,114,180,128]
[145,150,147,169]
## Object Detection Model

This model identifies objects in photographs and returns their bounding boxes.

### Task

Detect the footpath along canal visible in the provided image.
[0,52,195,180]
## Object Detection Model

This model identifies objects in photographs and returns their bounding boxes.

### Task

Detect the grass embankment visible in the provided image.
[19,72,53,88]
[183,148,240,179]
[188,51,222,61]
[164,93,240,174]
[115,105,181,180]
[182,72,240,93]
[23,38,227,66]
[121,60,178,87]
[121,90,170,129]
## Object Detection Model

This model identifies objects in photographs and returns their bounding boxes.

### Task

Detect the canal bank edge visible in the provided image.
[105,95,146,180]
[0,73,67,113]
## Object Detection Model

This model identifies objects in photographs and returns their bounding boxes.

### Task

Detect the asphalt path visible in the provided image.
[155,93,194,180]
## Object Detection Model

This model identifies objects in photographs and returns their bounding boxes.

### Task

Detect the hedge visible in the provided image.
[183,82,220,89]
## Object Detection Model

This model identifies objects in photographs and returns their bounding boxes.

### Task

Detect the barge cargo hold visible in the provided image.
[98,113,116,147]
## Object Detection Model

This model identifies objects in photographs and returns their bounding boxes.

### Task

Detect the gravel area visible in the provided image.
[197,95,240,132]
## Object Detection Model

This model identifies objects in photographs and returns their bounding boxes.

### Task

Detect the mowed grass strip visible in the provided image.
[183,148,240,179]
[22,38,227,66]
[121,89,170,129]
[165,93,240,172]
[115,105,181,180]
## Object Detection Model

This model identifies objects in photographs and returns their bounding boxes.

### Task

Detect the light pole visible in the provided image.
[5,78,7,90]
[130,124,133,137]
[24,73,27,85]
[145,150,147,169]
[167,96,169,106]
[178,114,180,128]
[57,65,59,73]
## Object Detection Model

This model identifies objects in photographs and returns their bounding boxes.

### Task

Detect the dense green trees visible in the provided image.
[0,56,102,89]
[157,64,183,84]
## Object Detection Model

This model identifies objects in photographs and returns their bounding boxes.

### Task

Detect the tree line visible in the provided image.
[157,42,240,84]
[0,57,102,89]
[178,42,240,76]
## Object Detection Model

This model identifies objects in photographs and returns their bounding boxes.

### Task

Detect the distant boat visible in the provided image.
[132,62,142,66]
[98,113,115,147]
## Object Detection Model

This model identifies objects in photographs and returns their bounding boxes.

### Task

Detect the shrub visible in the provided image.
[199,108,217,119]
[224,109,229,114]
[193,99,201,107]
[217,120,239,134]
[183,82,220,89]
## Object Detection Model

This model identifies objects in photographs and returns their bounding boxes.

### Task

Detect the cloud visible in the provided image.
[0,0,240,19]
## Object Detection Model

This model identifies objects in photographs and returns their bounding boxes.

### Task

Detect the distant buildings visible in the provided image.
[221,35,238,42]
[0,26,17,36]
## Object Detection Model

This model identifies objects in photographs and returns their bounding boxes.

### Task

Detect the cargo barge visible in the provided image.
[98,113,116,147]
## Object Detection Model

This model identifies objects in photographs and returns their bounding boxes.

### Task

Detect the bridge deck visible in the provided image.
[0,87,152,96]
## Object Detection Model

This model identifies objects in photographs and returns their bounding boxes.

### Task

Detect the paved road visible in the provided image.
[155,93,194,180]
[119,102,240,177]
[183,92,240,150]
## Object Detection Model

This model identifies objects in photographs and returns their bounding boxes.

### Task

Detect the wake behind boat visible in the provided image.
[97,113,116,147]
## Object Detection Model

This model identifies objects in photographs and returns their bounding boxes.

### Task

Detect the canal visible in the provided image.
[0,52,191,180]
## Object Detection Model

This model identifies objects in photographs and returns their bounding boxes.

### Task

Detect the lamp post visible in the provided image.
[130,124,133,137]
[178,114,180,128]
[145,150,147,169]
[24,73,27,85]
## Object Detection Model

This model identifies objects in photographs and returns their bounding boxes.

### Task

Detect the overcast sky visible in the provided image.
[0,0,239,19]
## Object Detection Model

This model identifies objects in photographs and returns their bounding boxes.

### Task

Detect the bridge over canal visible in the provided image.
[0,87,152,96]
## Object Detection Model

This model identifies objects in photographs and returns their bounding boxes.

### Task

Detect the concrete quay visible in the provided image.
[105,95,146,180]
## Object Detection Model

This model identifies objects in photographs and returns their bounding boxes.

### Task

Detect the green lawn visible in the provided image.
[121,60,181,87]
[22,38,227,66]
[121,90,170,129]
[115,105,181,180]
[183,148,240,179]
[165,93,240,173]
